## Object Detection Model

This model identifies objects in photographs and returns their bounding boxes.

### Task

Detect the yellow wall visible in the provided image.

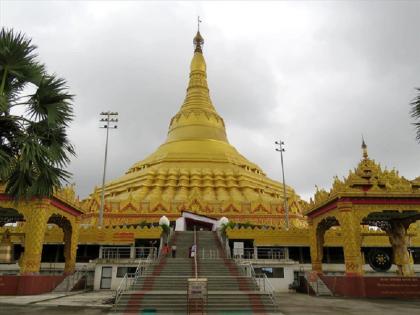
[1,225,162,246]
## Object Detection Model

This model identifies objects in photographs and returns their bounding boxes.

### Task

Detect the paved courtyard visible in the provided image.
[0,291,420,314]
[0,305,108,315]
[0,291,112,314]
[276,293,420,315]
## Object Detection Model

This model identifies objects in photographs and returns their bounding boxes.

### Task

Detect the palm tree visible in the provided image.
[0,28,75,199]
[411,88,420,143]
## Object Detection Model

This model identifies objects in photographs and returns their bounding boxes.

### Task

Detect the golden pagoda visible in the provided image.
[82,32,306,228]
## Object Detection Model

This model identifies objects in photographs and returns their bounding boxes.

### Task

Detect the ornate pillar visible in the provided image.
[337,203,364,276]
[309,219,324,273]
[63,218,80,274]
[387,219,414,277]
[20,200,49,274]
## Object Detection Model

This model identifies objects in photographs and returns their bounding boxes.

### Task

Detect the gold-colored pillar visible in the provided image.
[0,230,14,263]
[309,219,324,274]
[388,220,414,277]
[20,201,49,274]
[63,218,80,274]
[338,203,364,276]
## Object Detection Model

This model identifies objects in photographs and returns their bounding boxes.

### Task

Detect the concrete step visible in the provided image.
[116,305,276,312]
[118,296,274,304]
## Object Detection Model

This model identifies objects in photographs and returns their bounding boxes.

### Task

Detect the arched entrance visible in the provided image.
[308,216,340,274]
[175,211,218,231]
[309,207,364,276]
[46,214,79,274]
[0,207,26,264]
[0,187,83,275]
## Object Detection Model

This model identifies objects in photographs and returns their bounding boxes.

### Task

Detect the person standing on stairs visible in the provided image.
[162,243,170,257]
[171,244,177,258]
[190,243,196,258]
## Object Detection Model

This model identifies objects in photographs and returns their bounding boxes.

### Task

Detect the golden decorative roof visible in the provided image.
[54,184,83,210]
[0,182,82,211]
[84,32,305,227]
[305,141,420,213]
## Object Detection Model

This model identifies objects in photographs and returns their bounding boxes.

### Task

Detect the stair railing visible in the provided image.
[114,272,133,307]
[194,226,198,278]
[200,248,220,259]
[255,273,277,308]
[167,227,175,245]
[66,271,80,291]
[114,254,156,308]
[216,229,231,258]
[238,262,278,309]
[54,270,80,292]
[303,271,332,297]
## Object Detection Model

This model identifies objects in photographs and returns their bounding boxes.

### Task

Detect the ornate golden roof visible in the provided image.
[83,32,305,227]
[305,141,420,213]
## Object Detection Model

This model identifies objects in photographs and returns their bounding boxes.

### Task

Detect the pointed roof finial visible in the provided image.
[194,16,204,53]
[361,135,368,159]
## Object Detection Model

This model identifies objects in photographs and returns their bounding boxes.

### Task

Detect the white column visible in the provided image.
[284,247,289,260]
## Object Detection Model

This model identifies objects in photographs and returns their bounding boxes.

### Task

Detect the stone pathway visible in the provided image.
[276,292,420,315]
[0,291,113,312]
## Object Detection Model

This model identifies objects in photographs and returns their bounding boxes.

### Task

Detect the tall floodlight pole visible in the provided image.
[99,111,118,227]
[275,140,289,230]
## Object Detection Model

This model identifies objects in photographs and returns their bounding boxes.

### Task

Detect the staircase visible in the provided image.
[114,230,278,314]
[304,272,333,296]
[198,231,277,313]
[53,270,90,292]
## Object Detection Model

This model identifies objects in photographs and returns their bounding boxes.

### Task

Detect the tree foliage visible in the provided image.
[411,88,420,143]
[0,28,75,199]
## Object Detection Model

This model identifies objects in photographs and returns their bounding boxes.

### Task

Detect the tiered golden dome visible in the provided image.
[84,32,306,227]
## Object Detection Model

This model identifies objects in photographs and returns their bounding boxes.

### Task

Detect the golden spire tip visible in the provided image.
[361,135,368,159]
[194,16,204,53]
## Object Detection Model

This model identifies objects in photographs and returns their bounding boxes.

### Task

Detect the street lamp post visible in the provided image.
[275,140,289,230]
[99,111,118,227]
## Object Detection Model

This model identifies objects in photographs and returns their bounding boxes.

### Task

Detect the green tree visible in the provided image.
[0,28,75,199]
[411,88,420,143]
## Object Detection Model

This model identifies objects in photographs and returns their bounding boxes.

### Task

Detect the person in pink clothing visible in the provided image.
[162,243,170,256]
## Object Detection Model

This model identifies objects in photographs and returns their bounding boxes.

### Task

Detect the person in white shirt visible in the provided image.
[190,244,196,258]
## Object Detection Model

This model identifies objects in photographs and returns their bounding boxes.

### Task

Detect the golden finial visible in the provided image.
[194,16,204,53]
[361,135,368,159]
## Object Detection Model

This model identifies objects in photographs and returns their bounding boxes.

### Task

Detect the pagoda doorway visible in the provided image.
[185,218,213,231]
[175,211,219,231]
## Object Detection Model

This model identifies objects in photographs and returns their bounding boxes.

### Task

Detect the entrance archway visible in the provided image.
[185,218,213,231]
[46,214,79,274]
[309,216,340,274]
[175,211,218,231]
[0,188,83,275]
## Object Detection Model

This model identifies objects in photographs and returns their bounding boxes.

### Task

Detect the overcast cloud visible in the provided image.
[1,1,419,201]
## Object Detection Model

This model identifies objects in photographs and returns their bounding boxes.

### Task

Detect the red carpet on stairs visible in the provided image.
[123,257,167,314]
[215,233,267,314]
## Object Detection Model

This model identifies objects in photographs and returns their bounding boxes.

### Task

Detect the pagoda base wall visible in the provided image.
[320,275,420,298]
[0,275,65,295]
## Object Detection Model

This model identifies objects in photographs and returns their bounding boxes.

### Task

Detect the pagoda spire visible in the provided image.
[361,136,368,159]
[194,16,204,53]
[165,30,228,143]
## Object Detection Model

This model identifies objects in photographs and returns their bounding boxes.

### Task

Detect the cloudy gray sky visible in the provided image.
[2,1,420,201]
